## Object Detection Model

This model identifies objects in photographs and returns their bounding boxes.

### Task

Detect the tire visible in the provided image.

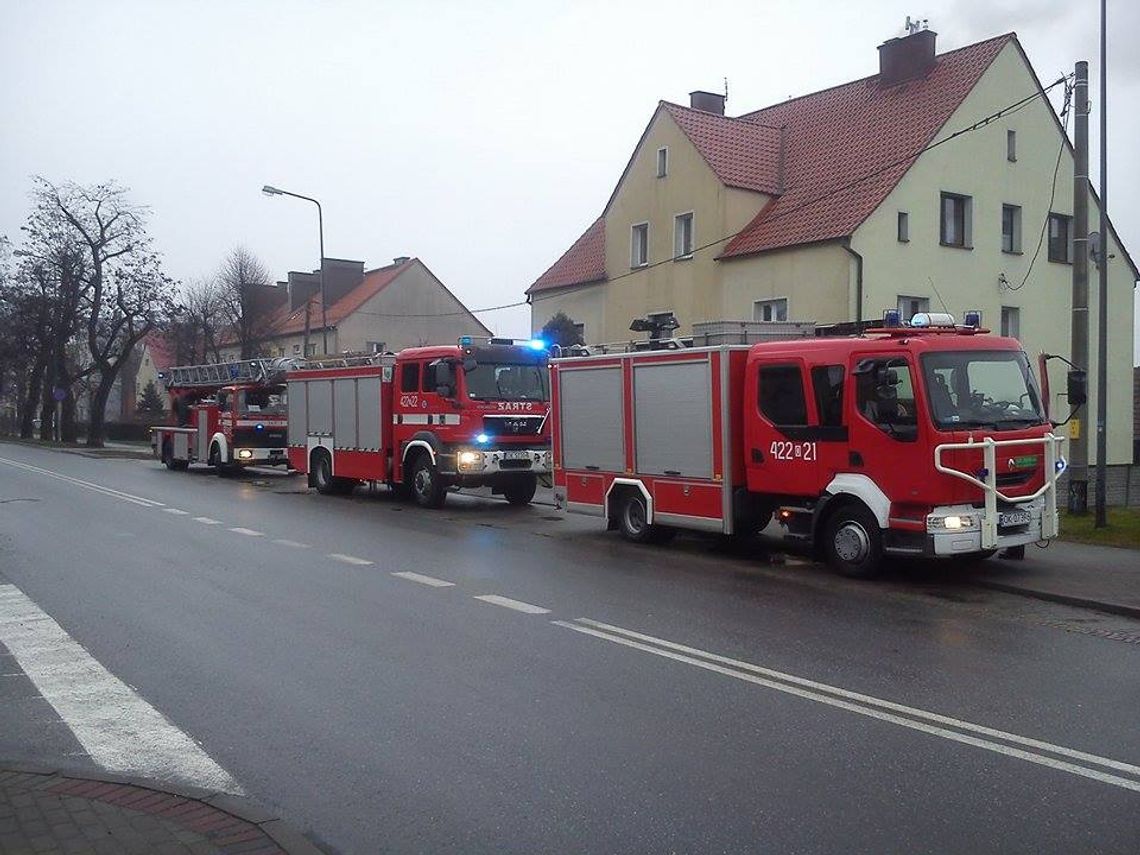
[210,445,234,478]
[312,451,353,495]
[617,490,674,544]
[503,475,537,506]
[823,503,884,579]
[410,454,447,509]
[162,442,177,470]
[999,544,1026,561]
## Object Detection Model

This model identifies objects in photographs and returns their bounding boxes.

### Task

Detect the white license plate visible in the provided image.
[503,450,531,460]
[999,510,1031,527]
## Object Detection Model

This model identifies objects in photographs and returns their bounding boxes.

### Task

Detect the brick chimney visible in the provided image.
[689,90,725,115]
[878,29,937,86]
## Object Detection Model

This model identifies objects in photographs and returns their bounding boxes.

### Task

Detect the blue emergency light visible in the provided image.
[527,338,547,351]
[963,310,982,328]
[882,308,902,328]
[476,433,490,444]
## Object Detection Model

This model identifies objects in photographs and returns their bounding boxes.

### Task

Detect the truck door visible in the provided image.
[846,354,922,502]
[745,360,820,497]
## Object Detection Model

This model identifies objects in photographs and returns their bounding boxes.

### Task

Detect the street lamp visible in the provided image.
[261,184,327,355]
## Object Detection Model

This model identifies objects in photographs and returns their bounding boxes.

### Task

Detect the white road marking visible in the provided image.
[162,508,189,516]
[391,571,454,587]
[193,517,221,525]
[272,539,310,548]
[0,457,164,508]
[0,583,241,794]
[228,527,264,537]
[474,595,550,615]
[328,553,374,566]
[555,619,1140,794]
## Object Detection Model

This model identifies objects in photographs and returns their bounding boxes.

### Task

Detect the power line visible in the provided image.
[352,76,1071,319]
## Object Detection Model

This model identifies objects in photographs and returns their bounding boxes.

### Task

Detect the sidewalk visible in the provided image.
[0,766,323,855]
[969,540,1140,619]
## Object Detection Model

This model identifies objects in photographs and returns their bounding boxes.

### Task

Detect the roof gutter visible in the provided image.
[841,240,864,323]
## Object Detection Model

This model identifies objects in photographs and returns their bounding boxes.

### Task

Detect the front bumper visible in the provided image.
[233,447,289,466]
[927,497,1054,556]
[454,448,552,476]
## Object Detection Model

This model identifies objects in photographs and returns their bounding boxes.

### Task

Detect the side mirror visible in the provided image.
[462,357,477,373]
[1066,369,1087,407]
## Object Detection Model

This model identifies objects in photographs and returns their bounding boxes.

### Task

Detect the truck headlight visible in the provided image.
[237,449,254,460]
[457,450,482,471]
[926,513,976,531]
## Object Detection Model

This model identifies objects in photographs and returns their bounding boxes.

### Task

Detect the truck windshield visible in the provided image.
[240,387,288,415]
[465,363,549,402]
[920,350,1046,430]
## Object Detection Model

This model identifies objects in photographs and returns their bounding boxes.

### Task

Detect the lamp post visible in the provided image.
[262,185,328,355]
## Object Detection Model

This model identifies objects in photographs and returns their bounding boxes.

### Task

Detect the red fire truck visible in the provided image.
[151,359,292,473]
[286,337,551,507]
[550,313,1073,577]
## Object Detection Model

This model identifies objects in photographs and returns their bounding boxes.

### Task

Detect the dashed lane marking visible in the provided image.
[473,594,551,615]
[0,457,164,508]
[162,508,189,516]
[328,553,373,566]
[193,517,221,525]
[555,617,1140,794]
[392,571,454,588]
[228,527,264,537]
[272,539,310,548]
[0,583,241,794]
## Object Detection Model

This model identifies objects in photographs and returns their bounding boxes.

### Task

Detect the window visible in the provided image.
[1002,204,1022,253]
[1001,306,1021,339]
[305,343,316,357]
[217,391,230,414]
[293,344,301,354]
[855,358,917,441]
[572,322,585,343]
[1007,129,1017,162]
[422,362,437,392]
[921,350,1045,430]
[401,362,420,393]
[656,147,668,178]
[811,365,845,427]
[753,298,788,322]
[897,295,930,320]
[674,212,694,258]
[897,211,909,243]
[1048,213,1073,263]
[940,192,972,248]
[758,364,808,426]
[631,223,649,267]
[365,340,385,354]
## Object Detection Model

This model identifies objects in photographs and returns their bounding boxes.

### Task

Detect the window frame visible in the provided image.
[939,191,973,249]
[1001,204,1022,254]
[854,356,919,442]
[630,222,649,268]
[1000,305,1021,339]
[1007,129,1017,162]
[656,147,668,178]
[1047,213,1073,264]
[400,361,420,394]
[753,298,789,322]
[897,211,910,243]
[757,363,809,428]
[897,295,930,321]
[673,211,695,260]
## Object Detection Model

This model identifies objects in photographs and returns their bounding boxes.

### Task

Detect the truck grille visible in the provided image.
[234,427,287,447]
[499,458,533,470]
[483,415,544,436]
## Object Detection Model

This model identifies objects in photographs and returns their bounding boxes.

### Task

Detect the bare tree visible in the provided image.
[217,246,272,358]
[32,178,177,447]
[169,276,225,364]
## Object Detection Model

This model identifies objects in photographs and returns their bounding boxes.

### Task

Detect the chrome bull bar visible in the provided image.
[933,433,1068,549]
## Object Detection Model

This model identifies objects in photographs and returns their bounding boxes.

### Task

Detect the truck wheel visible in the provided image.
[503,475,537,506]
[210,445,234,478]
[161,442,181,471]
[312,451,353,495]
[618,491,674,544]
[410,454,447,509]
[823,504,883,579]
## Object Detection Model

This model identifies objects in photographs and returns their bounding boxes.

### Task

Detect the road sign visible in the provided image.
[52,387,67,402]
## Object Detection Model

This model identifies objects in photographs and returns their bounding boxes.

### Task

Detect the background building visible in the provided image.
[527,29,1137,465]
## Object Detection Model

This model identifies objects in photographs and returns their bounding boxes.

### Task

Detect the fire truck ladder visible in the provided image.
[291,353,394,371]
[164,358,298,389]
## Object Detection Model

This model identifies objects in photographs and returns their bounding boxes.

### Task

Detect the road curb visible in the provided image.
[0,762,327,854]
[971,580,1140,620]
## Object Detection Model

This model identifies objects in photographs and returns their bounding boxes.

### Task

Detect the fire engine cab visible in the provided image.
[551,313,1071,577]
[286,337,551,507]
[151,359,292,474]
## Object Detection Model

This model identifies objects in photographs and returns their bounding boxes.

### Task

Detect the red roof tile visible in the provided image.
[142,333,175,371]
[662,103,784,194]
[268,258,413,336]
[526,217,606,295]
[722,33,1012,257]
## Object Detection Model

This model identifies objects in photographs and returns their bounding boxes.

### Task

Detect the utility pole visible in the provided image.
[1094,0,1109,527]
[1068,60,1090,515]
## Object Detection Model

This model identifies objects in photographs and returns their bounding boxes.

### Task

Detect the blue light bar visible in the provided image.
[527,338,547,351]
[458,335,473,346]
[882,308,901,328]
[476,433,490,444]
[963,310,981,328]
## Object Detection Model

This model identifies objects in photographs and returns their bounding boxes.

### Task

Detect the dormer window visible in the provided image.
[656,147,668,178]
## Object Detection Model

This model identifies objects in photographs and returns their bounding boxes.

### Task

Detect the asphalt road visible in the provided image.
[1,441,1138,854]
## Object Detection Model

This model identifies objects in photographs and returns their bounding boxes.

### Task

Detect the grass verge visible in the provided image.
[1059,507,1140,550]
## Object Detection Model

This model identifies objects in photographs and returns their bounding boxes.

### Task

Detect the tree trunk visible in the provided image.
[38,361,56,442]
[85,373,116,448]
[60,392,79,443]
[20,357,46,439]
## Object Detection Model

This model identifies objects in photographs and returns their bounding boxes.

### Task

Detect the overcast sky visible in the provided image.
[2,0,1137,359]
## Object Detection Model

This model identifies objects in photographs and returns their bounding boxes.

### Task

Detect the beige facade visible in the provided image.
[529,38,1137,463]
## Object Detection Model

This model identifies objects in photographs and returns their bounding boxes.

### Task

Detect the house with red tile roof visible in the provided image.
[220,256,491,360]
[528,27,1137,465]
[134,332,177,413]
